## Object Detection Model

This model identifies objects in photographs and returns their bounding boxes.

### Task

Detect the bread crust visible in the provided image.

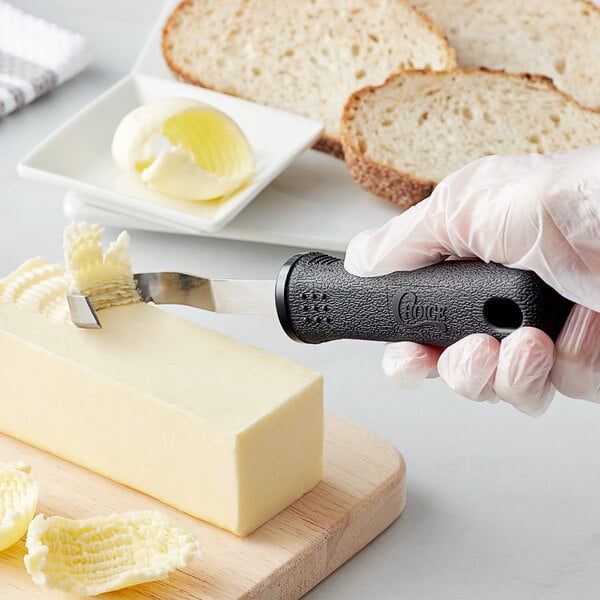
[161,0,456,160]
[341,136,435,209]
[312,135,344,159]
[340,67,600,208]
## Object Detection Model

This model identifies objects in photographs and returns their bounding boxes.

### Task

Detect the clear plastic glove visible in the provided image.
[345,146,600,416]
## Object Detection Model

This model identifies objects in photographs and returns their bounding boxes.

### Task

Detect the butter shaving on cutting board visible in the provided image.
[25,511,201,595]
[0,461,39,551]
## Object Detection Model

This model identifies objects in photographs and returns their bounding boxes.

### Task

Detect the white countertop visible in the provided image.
[3,2,600,598]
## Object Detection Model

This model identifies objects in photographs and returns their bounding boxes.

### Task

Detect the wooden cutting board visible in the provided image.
[0,415,406,599]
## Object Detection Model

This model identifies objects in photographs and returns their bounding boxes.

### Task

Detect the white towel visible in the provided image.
[0,1,92,117]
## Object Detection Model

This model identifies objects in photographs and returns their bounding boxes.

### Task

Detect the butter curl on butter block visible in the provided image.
[0,224,323,535]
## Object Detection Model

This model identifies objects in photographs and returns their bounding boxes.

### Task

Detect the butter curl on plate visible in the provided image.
[111,97,254,201]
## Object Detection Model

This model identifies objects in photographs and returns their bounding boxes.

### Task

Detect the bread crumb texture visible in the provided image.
[410,0,600,110]
[341,69,600,207]
[162,0,456,149]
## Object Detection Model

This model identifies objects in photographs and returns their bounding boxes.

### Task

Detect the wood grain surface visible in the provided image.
[0,414,406,599]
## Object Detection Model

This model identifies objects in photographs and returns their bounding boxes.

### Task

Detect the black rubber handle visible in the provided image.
[275,252,574,346]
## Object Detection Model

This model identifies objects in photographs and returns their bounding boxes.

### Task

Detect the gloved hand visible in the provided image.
[345,146,600,416]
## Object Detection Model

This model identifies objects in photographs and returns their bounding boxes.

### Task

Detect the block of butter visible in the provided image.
[0,227,323,536]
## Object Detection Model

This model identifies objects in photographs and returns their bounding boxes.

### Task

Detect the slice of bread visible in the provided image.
[341,69,600,209]
[410,0,600,110]
[162,0,456,158]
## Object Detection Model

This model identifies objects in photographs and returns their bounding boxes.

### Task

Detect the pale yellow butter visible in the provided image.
[25,511,201,595]
[0,227,323,536]
[0,461,39,551]
[111,97,255,201]
[64,222,140,310]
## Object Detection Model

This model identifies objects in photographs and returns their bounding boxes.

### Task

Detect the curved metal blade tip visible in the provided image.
[66,294,102,329]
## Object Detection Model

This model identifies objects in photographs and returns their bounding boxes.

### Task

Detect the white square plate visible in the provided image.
[18,73,324,233]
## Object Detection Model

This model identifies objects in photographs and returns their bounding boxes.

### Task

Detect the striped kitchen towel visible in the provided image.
[0,1,92,117]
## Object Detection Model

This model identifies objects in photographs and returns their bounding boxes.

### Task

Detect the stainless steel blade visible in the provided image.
[66,294,102,329]
[134,273,276,315]
[67,273,277,329]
